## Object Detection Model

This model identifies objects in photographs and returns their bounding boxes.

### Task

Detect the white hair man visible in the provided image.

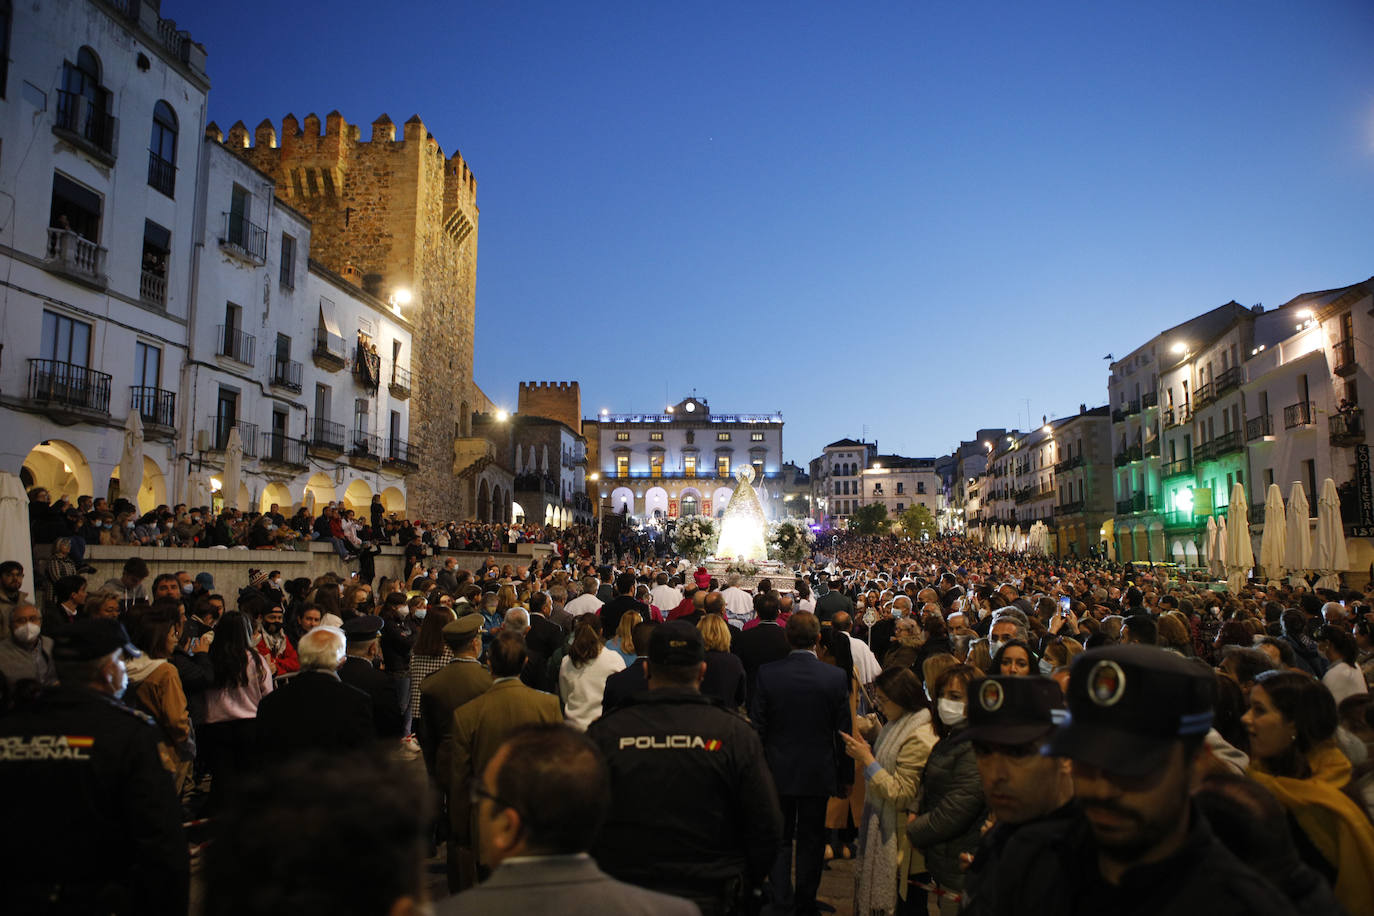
[504,607,530,634]
[255,626,376,759]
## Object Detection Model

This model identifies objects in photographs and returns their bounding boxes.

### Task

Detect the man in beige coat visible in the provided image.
[450,630,561,889]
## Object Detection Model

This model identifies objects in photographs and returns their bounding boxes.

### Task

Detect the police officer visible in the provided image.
[975,645,1298,915]
[0,618,188,914]
[339,615,404,739]
[587,620,782,916]
[960,675,1075,915]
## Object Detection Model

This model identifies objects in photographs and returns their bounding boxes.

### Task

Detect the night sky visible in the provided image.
[179,0,1374,463]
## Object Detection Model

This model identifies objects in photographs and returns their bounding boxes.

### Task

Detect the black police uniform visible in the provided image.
[587,687,782,915]
[961,801,1075,915]
[339,655,404,738]
[0,686,188,914]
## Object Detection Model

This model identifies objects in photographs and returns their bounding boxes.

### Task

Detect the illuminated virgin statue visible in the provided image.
[715,465,769,561]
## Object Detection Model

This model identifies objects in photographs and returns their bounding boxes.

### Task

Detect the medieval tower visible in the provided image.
[215,111,480,520]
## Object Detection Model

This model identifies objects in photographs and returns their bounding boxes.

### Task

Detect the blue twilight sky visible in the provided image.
[179,0,1374,465]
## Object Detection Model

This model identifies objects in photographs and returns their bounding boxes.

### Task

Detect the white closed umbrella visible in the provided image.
[222,427,243,512]
[0,471,33,571]
[187,471,211,510]
[1284,481,1312,586]
[1225,483,1253,594]
[1259,483,1287,586]
[120,410,145,512]
[1212,516,1227,578]
[1314,477,1349,591]
[542,445,550,475]
[514,444,523,475]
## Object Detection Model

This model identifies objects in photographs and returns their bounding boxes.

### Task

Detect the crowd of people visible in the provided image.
[1,514,1373,915]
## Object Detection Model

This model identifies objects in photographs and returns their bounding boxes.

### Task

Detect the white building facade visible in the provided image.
[0,0,209,509]
[587,396,784,520]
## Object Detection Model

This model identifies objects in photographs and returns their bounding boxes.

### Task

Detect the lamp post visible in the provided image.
[590,472,603,566]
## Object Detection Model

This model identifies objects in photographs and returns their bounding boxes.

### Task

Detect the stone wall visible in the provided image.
[518,381,582,435]
[217,111,480,521]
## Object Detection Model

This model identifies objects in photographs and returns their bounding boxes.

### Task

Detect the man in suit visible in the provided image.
[450,631,562,885]
[600,572,649,640]
[255,626,374,759]
[752,612,850,916]
[436,724,698,916]
[814,578,854,623]
[338,616,405,740]
[732,591,789,705]
[524,592,565,690]
[437,557,461,594]
[601,619,658,714]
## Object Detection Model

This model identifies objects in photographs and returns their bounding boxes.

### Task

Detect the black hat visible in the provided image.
[52,618,141,662]
[962,676,1065,746]
[1047,645,1215,777]
[341,615,385,643]
[648,621,705,666]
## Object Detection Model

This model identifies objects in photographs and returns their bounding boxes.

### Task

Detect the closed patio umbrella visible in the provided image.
[1212,516,1227,579]
[1284,482,1312,586]
[1314,477,1349,591]
[1259,483,1287,586]
[1224,483,1253,594]
[119,410,145,512]
[222,427,243,512]
[0,471,33,570]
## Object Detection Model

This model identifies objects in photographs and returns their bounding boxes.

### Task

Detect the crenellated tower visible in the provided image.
[210,111,480,520]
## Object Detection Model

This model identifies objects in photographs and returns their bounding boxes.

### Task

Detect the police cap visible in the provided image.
[649,621,704,666]
[442,614,483,644]
[962,675,1064,747]
[341,615,385,643]
[1047,644,1215,776]
[52,618,141,662]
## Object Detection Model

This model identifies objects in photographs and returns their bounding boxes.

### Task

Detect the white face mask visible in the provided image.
[937,698,967,728]
[13,622,40,644]
[413,608,427,620]
[989,638,1007,656]
[181,584,194,595]
[397,607,410,618]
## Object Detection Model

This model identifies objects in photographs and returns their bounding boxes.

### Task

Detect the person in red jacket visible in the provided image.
[255,605,299,675]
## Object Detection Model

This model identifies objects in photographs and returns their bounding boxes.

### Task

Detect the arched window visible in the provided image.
[58,47,112,154]
[148,101,177,196]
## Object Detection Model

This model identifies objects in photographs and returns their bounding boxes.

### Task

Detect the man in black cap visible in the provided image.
[339,615,405,739]
[975,646,1297,915]
[587,620,782,915]
[959,675,1075,915]
[0,618,188,914]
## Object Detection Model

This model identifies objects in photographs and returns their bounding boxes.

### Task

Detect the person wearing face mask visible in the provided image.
[907,664,987,914]
[0,616,189,913]
[255,606,299,675]
[0,602,57,688]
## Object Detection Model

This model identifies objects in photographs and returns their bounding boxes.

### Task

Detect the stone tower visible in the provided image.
[517,381,582,434]
[217,112,480,520]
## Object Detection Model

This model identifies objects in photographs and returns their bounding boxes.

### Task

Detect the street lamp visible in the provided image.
[495,409,509,422]
[388,288,412,315]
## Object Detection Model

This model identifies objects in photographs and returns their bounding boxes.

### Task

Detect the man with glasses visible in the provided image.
[438,724,698,915]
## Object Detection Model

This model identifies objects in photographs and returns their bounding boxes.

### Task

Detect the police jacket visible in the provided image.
[969,801,1298,916]
[962,801,1075,915]
[587,688,783,895]
[0,686,188,914]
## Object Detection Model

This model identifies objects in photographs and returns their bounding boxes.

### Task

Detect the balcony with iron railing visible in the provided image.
[1333,339,1357,377]
[1162,456,1193,479]
[219,211,267,263]
[269,356,303,393]
[349,429,382,462]
[313,328,347,370]
[1163,509,1206,529]
[217,325,256,365]
[208,415,259,457]
[1055,500,1086,516]
[139,268,167,307]
[1193,440,1214,463]
[389,365,412,400]
[1164,406,1190,429]
[1145,438,1162,458]
[1207,429,1244,459]
[129,386,175,430]
[1141,390,1159,409]
[1284,401,1315,429]
[1246,415,1274,441]
[1123,399,1142,417]
[1114,444,1143,467]
[1115,492,1152,515]
[310,418,345,453]
[1053,455,1083,473]
[261,432,308,468]
[147,150,175,197]
[27,359,111,415]
[1194,382,1214,406]
[384,438,420,471]
[1215,365,1243,396]
[46,228,108,286]
[1330,408,1365,446]
[53,90,117,163]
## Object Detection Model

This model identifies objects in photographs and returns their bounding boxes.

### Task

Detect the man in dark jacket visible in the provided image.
[256,626,374,759]
[731,591,789,706]
[338,616,404,739]
[589,621,782,915]
[600,571,648,640]
[814,578,854,622]
[0,618,188,914]
[752,612,849,916]
[601,619,657,715]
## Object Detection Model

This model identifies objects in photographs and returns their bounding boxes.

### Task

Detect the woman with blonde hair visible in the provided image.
[698,613,746,710]
[965,638,993,674]
[1156,612,1193,656]
[609,611,641,665]
[1040,635,1084,674]
[495,584,519,615]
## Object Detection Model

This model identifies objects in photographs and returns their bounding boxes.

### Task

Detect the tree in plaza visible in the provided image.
[850,503,891,535]
[899,504,938,540]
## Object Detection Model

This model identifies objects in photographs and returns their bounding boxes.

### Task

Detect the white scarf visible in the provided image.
[855,709,930,915]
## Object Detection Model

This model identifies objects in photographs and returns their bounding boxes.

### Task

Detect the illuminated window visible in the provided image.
[751,432,764,442]
[649,432,663,441]
[717,456,731,477]
[650,454,663,476]
[752,460,763,479]
[615,432,629,441]
[684,456,697,477]
[615,455,628,477]
[717,432,731,441]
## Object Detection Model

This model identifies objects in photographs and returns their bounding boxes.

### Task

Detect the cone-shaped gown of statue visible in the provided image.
[716,466,769,561]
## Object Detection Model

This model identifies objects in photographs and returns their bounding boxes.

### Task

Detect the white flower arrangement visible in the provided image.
[767,518,816,565]
[725,559,760,577]
[673,516,719,562]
